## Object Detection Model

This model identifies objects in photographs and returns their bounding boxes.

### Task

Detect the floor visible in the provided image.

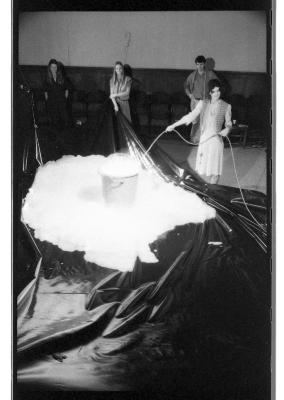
[156,137,267,194]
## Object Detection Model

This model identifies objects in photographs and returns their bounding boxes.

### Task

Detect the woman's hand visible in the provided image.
[110,93,116,99]
[114,104,119,113]
[165,124,175,132]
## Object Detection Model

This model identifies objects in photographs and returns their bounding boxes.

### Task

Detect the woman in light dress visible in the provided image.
[109,61,132,122]
[166,79,232,184]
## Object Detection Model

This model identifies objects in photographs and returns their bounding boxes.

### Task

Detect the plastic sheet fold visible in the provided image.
[16,100,269,395]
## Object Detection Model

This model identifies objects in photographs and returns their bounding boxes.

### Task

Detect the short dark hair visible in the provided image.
[195,55,206,64]
[48,58,57,67]
[208,79,222,94]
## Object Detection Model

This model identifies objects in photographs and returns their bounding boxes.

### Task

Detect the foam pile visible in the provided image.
[22,154,216,271]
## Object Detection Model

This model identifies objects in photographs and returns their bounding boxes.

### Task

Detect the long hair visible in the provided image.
[47,59,64,85]
[110,61,125,86]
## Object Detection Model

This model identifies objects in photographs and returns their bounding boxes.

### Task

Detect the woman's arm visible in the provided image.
[110,94,119,111]
[111,98,119,112]
[109,80,119,111]
[111,88,130,98]
[43,81,48,100]
[219,104,232,136]
[110,78,132,99]
[165,101,203,132]
[110,81,115,95]
[63,78,71,99]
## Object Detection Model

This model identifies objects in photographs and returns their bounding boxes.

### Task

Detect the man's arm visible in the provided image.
[184,73,193,98]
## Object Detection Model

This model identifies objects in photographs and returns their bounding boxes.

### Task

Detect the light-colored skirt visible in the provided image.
[117,99,131,122]
[195,130,224,176]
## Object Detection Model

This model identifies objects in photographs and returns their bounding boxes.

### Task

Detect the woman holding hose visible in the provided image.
[166,79,232,184]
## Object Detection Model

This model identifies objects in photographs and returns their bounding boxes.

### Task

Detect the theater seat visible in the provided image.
[227,94,250,146]
[148,91,172,135]
[71,90,87,123]
[171,92,190,121]
[246,95,267,145]
[87,90,108,122]
[228,94,247,124]
[130,90,149,129]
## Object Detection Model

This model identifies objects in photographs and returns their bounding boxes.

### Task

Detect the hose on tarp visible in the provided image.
[145,128,265,230]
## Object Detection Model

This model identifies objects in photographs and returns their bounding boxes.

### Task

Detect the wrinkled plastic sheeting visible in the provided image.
[17,100,269,391]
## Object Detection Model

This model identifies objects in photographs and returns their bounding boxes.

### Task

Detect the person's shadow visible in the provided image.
[206,57,215,71]
[124,64,144,133]
[206,57,231,99]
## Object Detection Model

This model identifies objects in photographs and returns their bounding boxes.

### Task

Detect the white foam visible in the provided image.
[22,154,216,271]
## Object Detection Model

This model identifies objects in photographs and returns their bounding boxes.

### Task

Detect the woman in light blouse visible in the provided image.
[109,61,132,122]
[166,79,232,184]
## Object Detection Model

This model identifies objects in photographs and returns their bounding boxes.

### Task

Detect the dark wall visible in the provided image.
[17,65,270,137]
[19,65,269,98]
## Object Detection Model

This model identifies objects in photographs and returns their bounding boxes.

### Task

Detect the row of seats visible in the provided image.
[32,88,266,141]
[32,88,190,127]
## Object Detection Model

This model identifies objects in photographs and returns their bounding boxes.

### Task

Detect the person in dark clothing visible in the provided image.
[44,59,70,129]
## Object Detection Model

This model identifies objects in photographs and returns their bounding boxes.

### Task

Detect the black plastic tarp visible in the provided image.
[16,100,270,397]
